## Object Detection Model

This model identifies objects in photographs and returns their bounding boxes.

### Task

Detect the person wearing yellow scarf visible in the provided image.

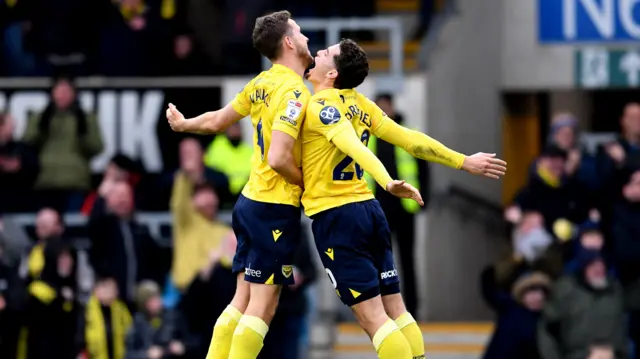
[83,277,132,359]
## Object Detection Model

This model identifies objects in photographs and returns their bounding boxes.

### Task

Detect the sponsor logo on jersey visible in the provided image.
[319,106,341,125]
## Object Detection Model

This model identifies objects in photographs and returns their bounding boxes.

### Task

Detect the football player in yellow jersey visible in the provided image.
[301,39,507,359]
[166,11,313,359]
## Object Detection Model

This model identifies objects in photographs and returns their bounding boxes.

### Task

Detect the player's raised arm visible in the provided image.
[369,103,506,179]
[166,102,245,135]
[268,86,309,189]
[313,103,423,205]
[166,80,253,135]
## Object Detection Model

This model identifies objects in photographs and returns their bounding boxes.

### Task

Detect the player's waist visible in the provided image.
[242,183,302,207]
[303,192,375,217]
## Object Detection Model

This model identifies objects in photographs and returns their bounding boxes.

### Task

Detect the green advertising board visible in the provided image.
[575,48,640,89]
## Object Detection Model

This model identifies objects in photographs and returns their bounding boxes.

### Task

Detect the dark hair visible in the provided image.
[252,11,292,60]
[375,93,393,103]
[194,182,218,197]
[334,39,369,89]
[38,76,87,144]
[540,144,567,160]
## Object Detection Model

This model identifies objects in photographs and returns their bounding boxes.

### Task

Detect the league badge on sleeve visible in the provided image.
[319,106,341,125]
[286,100,303,121]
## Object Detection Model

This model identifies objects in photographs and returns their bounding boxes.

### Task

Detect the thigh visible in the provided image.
[369,201,402,296]
[312,201,382,306]
[233,196,301,285]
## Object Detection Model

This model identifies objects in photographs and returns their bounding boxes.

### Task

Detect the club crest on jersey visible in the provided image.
[319,106,341,125]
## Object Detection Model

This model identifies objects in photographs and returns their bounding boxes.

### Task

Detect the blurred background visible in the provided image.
[1,0,640,359]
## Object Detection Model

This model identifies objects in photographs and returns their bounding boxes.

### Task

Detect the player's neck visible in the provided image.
[272,56,306,78]
[313,83,332,93]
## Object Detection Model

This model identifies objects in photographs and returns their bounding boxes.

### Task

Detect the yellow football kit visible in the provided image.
[208,64,310,359]
[301,88,465,216]
[231,63,310,206]
[302,88,464,359]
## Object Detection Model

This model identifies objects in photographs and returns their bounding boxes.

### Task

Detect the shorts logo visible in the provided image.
[325,248,334,261]
[380,269,398,280]
[245,266,262,278]
[282,265,293,278]
[272,229,283,242]
[319,106,341,125]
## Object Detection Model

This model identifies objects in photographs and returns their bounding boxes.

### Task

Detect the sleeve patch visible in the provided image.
[280,99,303,124]
[319,106,341,125]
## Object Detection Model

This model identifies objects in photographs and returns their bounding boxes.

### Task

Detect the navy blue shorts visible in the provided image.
[231,195,301,285]
[311,199,401,306]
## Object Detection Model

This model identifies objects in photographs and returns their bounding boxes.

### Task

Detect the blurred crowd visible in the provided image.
[0,0,380,77]
[0,67,428,358]
[0,73,320,359]
[482,103,640,359]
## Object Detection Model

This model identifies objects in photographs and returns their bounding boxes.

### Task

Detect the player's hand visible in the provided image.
[461,153,507,179]
[385,180,424,206]
[166,103,186,132]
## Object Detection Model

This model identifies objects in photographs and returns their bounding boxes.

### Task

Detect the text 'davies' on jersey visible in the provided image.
[301,88,391,216]
[231,64,311,207]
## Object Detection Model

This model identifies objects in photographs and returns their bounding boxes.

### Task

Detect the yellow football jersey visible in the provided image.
[301,88,390,216]
[231,64,311,207]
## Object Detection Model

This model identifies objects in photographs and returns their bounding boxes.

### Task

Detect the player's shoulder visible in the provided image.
[308,96,344,126]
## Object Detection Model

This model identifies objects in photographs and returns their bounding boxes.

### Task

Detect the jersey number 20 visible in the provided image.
[333,130,370,181]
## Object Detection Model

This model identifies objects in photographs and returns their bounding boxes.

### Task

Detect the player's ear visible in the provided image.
[327,69,338,80]
[284,36,294,50]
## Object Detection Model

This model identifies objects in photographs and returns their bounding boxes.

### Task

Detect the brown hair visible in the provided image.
[252,10,292,60]
[334,39,369,89]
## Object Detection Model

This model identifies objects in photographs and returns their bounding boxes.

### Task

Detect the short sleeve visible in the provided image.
[307,100,352,142]
[230,82,252,117]
[363,96,391,136]
[272,84,310,140]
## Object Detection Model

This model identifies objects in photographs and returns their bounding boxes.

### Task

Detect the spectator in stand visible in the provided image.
[180,138,230,207]
[126,280,191,359]
[203,124,252,205]
[81,154,143,215]
[482,271,549,359]
[0,235,26,359]
[96,0,174,76]
[597,103,640,235]
[179,231,237,358]
[510,145,591,239]
[25,239,79,359]
[0,112,39,213]
[547,113,599,191]
[19,0,98,76]
[612,170,640,358]
[537,250,627,359]
[170,153,234,292]
[26,207,64,282]
[78,276,132,359]
[494,211,563,290]
[87,181,166,307]
[23,76,103,212]
[563,221,605,274]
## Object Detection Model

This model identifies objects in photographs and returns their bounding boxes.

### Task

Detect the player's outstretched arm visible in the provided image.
[331,126,424,206]
[375,120,506,179]
[166,103,244,135]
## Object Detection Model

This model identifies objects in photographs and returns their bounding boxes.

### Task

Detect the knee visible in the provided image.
[351,297,389,337]
[382,293,408,320]
[245,284,282,323]
[230,274,250,312]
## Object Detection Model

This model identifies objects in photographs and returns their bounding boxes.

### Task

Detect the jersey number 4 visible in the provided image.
[257,118,265,160]
[333,130,370,181]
